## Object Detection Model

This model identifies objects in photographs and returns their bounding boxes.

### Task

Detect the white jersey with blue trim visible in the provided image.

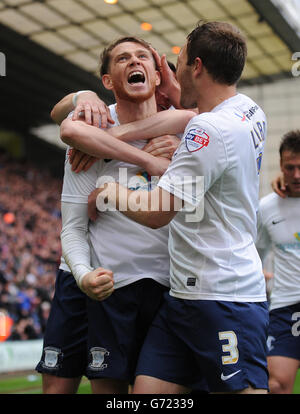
[158,93,267,302]
[256,192,300,311]
[60,104,170,289]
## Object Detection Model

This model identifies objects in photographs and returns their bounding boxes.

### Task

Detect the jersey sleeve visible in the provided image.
[158,116,227,206]
[61,146,103,204]
[61,201,93,288]
[60,147,103,287]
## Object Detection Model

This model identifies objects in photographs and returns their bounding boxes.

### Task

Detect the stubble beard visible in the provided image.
[114,80,156,104]
[180,93,197,109]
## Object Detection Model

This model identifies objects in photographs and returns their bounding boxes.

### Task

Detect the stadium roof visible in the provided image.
[1,0,300,137]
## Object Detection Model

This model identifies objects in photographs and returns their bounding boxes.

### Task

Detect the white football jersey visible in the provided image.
[60,104,170,289]
[256,192,300,311]
[158,93,267,302]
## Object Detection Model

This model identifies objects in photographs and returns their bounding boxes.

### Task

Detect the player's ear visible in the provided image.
[102,74,113,90]
[193,57,203,78]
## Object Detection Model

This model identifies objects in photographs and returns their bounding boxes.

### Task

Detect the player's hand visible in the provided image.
[271,173,287,198]
[72,91,114,128]
[151,47,181,109]
[88,182,120,221]
[81,267,114,301]
[263,270,274,282]
[151,47,178,96]
[88,187,102,221]
[68,148,98,173]
[143,135,180,159]
[88,184,113,221]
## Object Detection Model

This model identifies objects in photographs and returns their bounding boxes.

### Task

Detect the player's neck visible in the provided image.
[115,96,157,124]
[197,82,237,114]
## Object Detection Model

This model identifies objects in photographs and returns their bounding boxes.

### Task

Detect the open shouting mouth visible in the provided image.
[128,71,145,84]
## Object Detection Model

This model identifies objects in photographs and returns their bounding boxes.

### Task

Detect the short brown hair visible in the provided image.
[100,36,153,77]
[186,21,247,85]
[279,130,300,157]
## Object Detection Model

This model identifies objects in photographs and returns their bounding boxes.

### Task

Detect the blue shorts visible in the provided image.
[267,302,300,360]
[86,278,168,382]
[35,269,88,378]
[135,293,269,393]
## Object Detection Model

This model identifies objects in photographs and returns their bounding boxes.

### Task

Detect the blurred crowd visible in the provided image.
[0,149,62,341]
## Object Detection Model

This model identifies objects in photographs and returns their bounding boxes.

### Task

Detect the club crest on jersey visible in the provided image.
[185,129,209,152]
[89,347,109,371]
[43,346,62,369]
[267,336,275,351]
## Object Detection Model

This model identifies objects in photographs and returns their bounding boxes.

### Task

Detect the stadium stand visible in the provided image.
[0,149,62,341]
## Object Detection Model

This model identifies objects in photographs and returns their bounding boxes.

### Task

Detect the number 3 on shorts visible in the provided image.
[218,331,239,365]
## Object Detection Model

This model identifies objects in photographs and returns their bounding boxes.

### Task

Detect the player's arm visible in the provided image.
[256,209,274,296]
[61,201,114,301]
[51,90,114,128]
[142,134,181,159]
[60,108,193,175]
[88,182,181,229]
[88,117,226,227]
[109,109,195,143]
[255,208,272,262]
[60,150,114,301]
[60,118,170,177]
[51,91,115,174]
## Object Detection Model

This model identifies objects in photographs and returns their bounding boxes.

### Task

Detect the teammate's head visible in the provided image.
[186,21,247,85]
[279,130,300,197]
[176,21,247,109]
[99,36,160,103]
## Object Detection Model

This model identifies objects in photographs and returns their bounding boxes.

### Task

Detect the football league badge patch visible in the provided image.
[185,128,210,152]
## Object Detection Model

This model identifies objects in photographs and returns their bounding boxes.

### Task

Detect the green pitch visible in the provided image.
[0,371,300,394]
[0,372,91,394]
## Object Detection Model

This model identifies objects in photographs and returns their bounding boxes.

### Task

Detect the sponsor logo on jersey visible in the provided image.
[185,129,209,152]
[294,232,300,242]
[235,106,259,122]
[277,238,300,251]
[128,171,158,191]
[245,105,259,120]
[137,171,151,183]
[234,112,246,122]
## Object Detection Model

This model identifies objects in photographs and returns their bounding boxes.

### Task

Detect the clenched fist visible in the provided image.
[81,267,114,301]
